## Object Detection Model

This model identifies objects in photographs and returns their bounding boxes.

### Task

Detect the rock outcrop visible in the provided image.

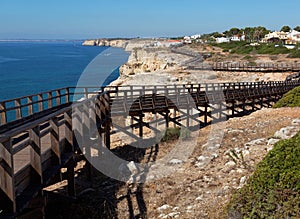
[82,39,128,48]
[119,48,186,76]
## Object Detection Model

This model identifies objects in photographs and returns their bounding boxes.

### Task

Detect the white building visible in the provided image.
[287,30,300,44]
[216,37,230,43]
[152,40,183,47]
[263,31,289,42]
[190,34,201,39]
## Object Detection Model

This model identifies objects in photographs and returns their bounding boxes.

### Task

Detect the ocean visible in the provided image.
[0,41,129,101]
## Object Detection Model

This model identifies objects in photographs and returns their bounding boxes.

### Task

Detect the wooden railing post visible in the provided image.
[64,110,73,152]
[27,96,33,116]
[48,92,53,108]
[84,88,88,99]
[38,94,43,112]
[105,93,111,150]
[50,117,61,167]
[73,105,83,151]
[66,88,70,103]
[82,101,91,160]
[30,126,43,184]
[15,99,22,120]
[0,138,16,213]
[0,102,7,125]
[56,90,61,106]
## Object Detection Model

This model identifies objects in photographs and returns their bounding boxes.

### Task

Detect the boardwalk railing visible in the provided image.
[0,80,300,217]
[0,90,111,218]
[189,62,300,72]
[0,88,70,126]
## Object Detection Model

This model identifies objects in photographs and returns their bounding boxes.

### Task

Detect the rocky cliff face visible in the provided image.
[119,48,189,77]
[82,39,128,48]
[82,38,185,77]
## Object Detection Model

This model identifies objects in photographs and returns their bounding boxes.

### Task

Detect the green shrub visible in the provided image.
[273,86,300,108]
[213,42,295,55]
[242,55,254,60]
[159,127,191,142]
[225,131,300,218]
[288,49,300,58]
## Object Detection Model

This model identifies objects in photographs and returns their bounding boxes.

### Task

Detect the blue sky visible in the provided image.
[0,0,299,39]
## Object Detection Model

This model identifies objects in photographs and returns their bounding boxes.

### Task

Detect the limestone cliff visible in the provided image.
[82,39,128,48]
[119,48,189,77]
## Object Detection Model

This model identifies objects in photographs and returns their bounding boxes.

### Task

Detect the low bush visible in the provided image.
[273,86,300,108]
[159,127,191,142]
[225,131,300,218]
[213,42,296,55]
[288,49,300,58]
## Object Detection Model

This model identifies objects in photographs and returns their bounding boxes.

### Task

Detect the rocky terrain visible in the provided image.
[82,38,129,48]
[46,107,300,218]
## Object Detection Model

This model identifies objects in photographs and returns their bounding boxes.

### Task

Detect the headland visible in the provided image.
[82,38,298,87]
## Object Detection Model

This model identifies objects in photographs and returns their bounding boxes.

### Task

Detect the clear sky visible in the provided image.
[0,0,299,39]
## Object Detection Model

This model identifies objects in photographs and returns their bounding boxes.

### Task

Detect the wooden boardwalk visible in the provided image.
[189,62,300,72]
[0,80,300,218]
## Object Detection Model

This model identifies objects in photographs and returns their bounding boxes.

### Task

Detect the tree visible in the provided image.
[211,32,223,38]
[228,28,240,36]
[280,25,291,32]
[294,26,300,32]
[243,27,255,42]
[254,26,270,42]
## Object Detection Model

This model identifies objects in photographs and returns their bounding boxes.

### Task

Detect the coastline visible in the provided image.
[82,39,294,88]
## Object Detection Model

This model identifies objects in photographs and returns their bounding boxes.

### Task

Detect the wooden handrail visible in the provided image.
[1,81,300,126]
[1,81,300,216]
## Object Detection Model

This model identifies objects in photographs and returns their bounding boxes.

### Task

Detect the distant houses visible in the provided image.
[143,39,183,48]
[261,30,300,48]
[214,29,300,47]
[154,40,183,47]
[262,31,289,43]
[183,34,202,44]
[215,34,245,43]
[286,30,300,44]
[216,37,230,43]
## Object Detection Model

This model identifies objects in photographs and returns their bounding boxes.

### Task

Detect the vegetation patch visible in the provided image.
[288,49,300,58]
[225,131,300,218]
[211,41,300,56]
[159,127,191,142]
[273,86,300,108]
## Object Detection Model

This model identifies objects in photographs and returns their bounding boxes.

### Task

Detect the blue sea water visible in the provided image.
[0,41,129,101]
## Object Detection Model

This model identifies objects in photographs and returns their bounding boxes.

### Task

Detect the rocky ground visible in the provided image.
[46,107,300,218]
[112,107,300,218]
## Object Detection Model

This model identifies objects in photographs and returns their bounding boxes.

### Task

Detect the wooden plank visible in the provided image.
[14,165,31,197]
[29,127,42,179]
[48,92,53,108]
[0,138,15,211]
[64,111,73,151]
[0,102,6,125]
[38,94,43,112]
[0,141,13,169]
[15,99,22,120]
[56,90,61,106]
[50,117,61,165]
[27,97,33,116]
